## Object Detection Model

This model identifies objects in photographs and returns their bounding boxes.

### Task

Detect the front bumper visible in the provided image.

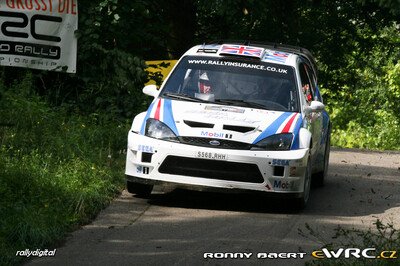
[125,132,309,195]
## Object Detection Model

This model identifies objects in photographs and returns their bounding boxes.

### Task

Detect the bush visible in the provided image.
[322,23,400,150]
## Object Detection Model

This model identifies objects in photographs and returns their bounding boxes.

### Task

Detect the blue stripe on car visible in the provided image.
[291,116,303,149]
[140,100,156,135]
[252,112,292,144]
[163,99,179,135]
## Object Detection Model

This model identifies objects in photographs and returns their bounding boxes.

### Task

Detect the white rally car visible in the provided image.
[125,42,331,208]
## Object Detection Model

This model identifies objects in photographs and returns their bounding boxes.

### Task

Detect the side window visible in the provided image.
[310,71,323,103]
[299,63,313,104]
[304,63,322,102]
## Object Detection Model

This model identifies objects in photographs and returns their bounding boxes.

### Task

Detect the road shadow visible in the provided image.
[143,160,400,217]
[306,161,400,216]
[147,188,299,214]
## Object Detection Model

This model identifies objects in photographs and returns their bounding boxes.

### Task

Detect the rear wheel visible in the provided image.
[126,181,153,197]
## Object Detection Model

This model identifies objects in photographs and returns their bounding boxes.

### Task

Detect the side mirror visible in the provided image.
[143,84,159,98]
[304,101,325,114]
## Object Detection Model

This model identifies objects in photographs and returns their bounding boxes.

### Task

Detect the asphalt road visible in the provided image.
[28,148,400,265]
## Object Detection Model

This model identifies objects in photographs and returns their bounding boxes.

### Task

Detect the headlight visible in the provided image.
[252,133,293,151]
[145,118,179,142]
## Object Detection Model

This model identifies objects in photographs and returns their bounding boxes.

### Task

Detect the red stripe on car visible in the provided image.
[281,113,297,133]
[154,99,162,120]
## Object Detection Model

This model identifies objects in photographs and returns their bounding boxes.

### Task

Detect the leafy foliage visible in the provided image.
[325,23,400,150]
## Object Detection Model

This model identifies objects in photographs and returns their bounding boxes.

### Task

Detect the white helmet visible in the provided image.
[198,72,212,94]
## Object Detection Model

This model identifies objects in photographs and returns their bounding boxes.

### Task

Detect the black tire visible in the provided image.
[126,181,153,197]
[312,133,331,187]
[294,156,312,210]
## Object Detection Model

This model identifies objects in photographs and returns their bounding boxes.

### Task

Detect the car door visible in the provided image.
[298,60,323,169]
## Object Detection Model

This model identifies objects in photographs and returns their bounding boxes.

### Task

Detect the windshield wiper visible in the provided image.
[162,92,204,102]
[215,99,268,109]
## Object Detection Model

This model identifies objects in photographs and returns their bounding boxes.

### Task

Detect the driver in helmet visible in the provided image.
[198,72,212,94]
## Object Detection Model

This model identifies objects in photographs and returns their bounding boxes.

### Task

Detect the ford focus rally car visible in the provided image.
[125,41,331,208]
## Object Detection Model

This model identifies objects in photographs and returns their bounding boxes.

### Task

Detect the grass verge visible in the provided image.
[0,76,128,265]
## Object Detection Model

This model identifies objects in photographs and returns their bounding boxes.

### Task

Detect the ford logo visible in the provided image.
[209,140,221,146]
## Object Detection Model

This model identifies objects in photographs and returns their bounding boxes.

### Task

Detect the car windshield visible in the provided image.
[160,56,299,112]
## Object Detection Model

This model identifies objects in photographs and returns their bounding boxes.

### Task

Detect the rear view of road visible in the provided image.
[28,148,400,265]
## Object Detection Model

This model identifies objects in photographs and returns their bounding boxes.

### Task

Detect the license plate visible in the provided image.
[196,151,228,160]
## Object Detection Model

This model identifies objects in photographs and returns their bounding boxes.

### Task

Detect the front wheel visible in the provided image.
[127,181,153,197]
[294,156,312,210]
[312,134,330,187]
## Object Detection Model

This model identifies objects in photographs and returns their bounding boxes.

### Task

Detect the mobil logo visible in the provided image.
[273,180,292,189]
[201,131,224,138]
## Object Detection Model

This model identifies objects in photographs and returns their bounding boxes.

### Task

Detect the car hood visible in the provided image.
[140,98,303,146]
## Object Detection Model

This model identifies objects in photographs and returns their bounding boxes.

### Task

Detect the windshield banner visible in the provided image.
[187,59,289,75]
[0,0,78,73]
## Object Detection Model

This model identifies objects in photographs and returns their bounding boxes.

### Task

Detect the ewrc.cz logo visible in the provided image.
[312,248,397,259]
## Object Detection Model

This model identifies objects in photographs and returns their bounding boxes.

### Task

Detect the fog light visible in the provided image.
[142,152,153,163]
[273,166,284,176]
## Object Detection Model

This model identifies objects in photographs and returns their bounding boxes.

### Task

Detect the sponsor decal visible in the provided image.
[273,180,292,190]
[200,131,232,139]
[138,145,154,153]
[0,0,78,72]
[219,44,264,58]
[187,59,288,74]
[272,159,289,166]
[184,109,261,124]
[136,166,150,174]
[263,50,290,63]
[205,105,245,113]
[200,131,223,138]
